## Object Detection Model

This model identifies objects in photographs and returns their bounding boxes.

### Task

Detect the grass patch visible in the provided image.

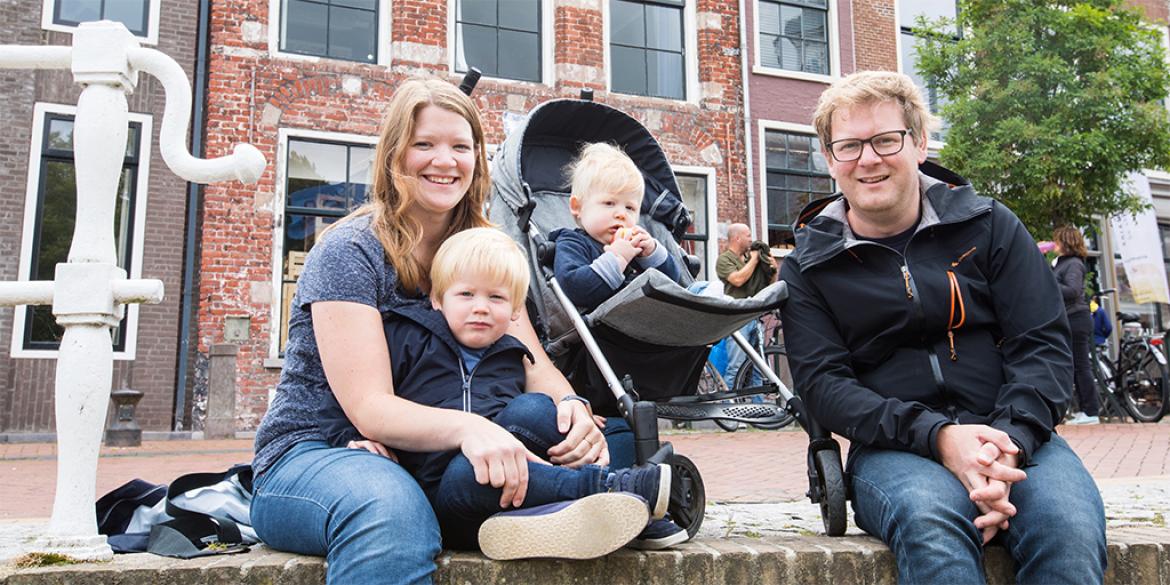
[1153,512,1165,527]
[11,552,81,568]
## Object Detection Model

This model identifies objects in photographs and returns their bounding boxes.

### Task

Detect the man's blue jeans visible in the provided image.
[433,393,608,549]
[849,435,1106,584]
[251,440,442,585]
[724,319,763,394]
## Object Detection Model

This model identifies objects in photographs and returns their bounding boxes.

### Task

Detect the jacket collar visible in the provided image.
[388,301,534,364]
[793,164,992,270]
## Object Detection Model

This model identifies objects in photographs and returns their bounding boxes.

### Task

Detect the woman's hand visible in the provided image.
[547,399,610,468]
[460,416,548,509]
[346,439,399,462]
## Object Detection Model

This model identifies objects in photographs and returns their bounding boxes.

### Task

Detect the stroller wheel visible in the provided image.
[813,448,847,536]
[668,454,706,539]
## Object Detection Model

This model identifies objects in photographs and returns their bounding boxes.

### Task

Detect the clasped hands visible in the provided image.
[605,225,657,263]
[936,424,1028,544]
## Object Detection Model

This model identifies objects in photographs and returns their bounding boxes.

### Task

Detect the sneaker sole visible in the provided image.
[652,463,671,520]
[478,493,650,560]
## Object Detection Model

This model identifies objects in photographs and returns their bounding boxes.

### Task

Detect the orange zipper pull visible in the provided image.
[901,266,913,300]
[947,330,958,361]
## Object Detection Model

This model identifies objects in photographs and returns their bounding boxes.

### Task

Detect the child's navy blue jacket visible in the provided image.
[318,300,533,494]
[551,227,683,312]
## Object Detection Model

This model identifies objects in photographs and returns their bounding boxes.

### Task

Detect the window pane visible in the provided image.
[284,213,340,272]
[287,140,349,208]
[760,33,781,69]
[645,4,681,52]
[459,0,498,26]
[460,23,499,76]
[801,7,825,40]
[103,0,148,35]
[331,0,376,9]
[283,0,329,55]
[611,0,645,46]
[47,118,74,151]
[328,5,377,62]
[56,0,100,23]
[786,134,811,169]
[899,0,956,29]
[779,37,800,71]
[780,4,802,39]
[498,29,541,82]
[499,0,538,32]
[676,174,708,236]
[759,1,780,36]
[803,40,827,74]
[647,50,684,99]
[347,146,374,208]
[611,46,646,95]
[764,130,834,247]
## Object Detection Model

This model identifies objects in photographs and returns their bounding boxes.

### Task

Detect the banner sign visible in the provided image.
[1110,173,1170,305]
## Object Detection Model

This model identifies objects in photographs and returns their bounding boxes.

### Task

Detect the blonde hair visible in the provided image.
[812,71,939,149]
[430,228,530,308]
[329,78,492,294]
[1053,225,1089,258]
[567,142,644,205]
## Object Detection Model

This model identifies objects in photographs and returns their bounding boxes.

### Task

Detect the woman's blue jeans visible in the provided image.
[251,440,442,585]
[849,435,1106,584]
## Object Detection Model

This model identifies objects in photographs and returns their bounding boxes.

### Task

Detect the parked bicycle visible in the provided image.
[1090,295,1169,423]
[696,310,796,431]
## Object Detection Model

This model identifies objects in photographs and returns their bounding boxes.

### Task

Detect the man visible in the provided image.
[780,71,1105,584]
[716,223,776,389]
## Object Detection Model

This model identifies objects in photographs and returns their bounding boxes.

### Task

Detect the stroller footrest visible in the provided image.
[655,401,788,425]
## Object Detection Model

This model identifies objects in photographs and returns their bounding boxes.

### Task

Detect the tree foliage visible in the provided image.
[914,0,1170,236]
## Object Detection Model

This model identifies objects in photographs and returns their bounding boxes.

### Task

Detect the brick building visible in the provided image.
[0,0,199,435]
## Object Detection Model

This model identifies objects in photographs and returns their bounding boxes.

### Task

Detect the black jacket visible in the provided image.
[318,301,532,493]
[780,167,1072,467]
[1053,255,1090,317]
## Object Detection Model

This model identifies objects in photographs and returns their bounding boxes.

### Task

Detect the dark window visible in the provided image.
[676,173,709,279]
[455,0,542,82]
[281,0,378,63]
[758,0,829,75]
[25,114,141,351]
[764,130,834,246]
[280,138,374,353]
[900,0,957,141]
[54,0,150,36]
[610,0,685,100]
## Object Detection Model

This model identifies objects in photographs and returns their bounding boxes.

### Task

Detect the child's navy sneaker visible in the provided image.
[477,492,649,560]
[605,462,671,519]
[626,515,689,550]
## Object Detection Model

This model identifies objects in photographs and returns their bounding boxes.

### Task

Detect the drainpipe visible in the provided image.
[738,0,758,239]
[174,0,212,430]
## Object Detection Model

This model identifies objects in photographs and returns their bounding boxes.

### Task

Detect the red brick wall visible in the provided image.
[201,0,748,430]
[852,0,897,73]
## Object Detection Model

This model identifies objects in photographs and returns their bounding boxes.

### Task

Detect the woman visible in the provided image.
[1053,225,1099,425]
[250,78,608,584]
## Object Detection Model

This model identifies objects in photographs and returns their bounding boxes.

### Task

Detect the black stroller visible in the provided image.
[487,95,848,538]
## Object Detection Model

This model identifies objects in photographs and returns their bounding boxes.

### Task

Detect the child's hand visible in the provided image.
[628,226,657,257]
[347,439,399,462]
[605,236,641,263]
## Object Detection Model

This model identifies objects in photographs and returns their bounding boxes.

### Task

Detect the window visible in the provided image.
[763,129,834,246]
[757,0,829,76]
[280,0,379,63]
[675,169,714,280]
[610,0,686,100]
[899,0,957,141]
[42,0,159,42]
[454,0,542,82]
[13,105,151,359]
[276,135,375,353]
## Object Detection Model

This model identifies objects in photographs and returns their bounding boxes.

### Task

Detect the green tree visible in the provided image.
[914,0,1170,236]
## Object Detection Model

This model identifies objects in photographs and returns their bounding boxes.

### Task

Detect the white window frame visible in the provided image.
[447,0,555,86]
[267,0,392,66]
[752,0,840,84]
[12,103,153,360]
[672,165,718,277]
[603,0,700,104]
[40,0,162,45]
[757,119,835,241]
[267,127,379,363]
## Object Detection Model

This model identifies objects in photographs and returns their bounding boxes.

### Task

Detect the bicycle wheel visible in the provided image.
[733,346,796,429]
[696,361,740,432]
[1120,343,1169,423]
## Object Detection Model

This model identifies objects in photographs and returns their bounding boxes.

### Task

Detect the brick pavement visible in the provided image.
[0,423,1167,519]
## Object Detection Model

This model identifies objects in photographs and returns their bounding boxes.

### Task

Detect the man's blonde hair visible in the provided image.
[567,142,644,204]
[812,71,939,149]
[430,228,530,308]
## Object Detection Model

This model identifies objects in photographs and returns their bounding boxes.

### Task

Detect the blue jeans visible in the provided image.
[850,435,1106,584]
[724,319,763,396]
[433,393,607,549]
[251,440,442,585]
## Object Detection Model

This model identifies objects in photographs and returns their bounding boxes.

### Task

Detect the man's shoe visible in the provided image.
[605,463,672,519]
[1066,413,1100,425]
[478,493,649,560]
[626,516,689,550]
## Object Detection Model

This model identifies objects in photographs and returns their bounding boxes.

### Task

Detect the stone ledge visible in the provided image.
[2,529,1167,584]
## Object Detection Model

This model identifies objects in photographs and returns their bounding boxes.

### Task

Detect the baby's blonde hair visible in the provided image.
[812,70,939,149]
[430,228,530,307]
[567,142,644,205]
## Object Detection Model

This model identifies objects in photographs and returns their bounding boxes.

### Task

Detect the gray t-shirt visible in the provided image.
[253,215,417,475]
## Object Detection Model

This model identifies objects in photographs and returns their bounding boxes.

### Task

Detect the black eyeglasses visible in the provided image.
[826,130,911,162]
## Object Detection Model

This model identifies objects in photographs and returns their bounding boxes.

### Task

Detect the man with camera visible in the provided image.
[716,223,777,388]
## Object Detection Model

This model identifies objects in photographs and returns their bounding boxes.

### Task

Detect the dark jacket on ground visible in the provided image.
[318,301,532,494]
[780,166,1072,467]
[1053,255,1090,317]
[551,227,683,312]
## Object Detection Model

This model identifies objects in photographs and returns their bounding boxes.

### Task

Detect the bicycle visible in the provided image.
[712,310,797,431]
[1109,312,1169,422]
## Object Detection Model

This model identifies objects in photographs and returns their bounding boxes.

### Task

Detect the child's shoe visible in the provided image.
[478,493,649,560]
[626,515,689,550]
[605,463,672,519]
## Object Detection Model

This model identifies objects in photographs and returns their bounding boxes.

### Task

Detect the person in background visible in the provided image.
[1054,226,1100,425]
[716,223,777,389]
[1092,298,1113,347]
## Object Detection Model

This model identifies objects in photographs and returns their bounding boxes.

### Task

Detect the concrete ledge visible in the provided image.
[3,529,1168,584]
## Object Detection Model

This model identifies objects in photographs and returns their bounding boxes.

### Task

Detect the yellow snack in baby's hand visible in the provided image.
[615,228,633,240]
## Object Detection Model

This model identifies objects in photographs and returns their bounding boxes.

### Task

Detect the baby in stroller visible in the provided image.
[317,228,677,560]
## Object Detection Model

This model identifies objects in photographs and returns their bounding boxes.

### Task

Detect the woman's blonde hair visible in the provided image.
[567,142,644,204]
[430,228,530,308]
[1053,225,1089,258]
[332,78,492,293]
[812,71,939,150]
